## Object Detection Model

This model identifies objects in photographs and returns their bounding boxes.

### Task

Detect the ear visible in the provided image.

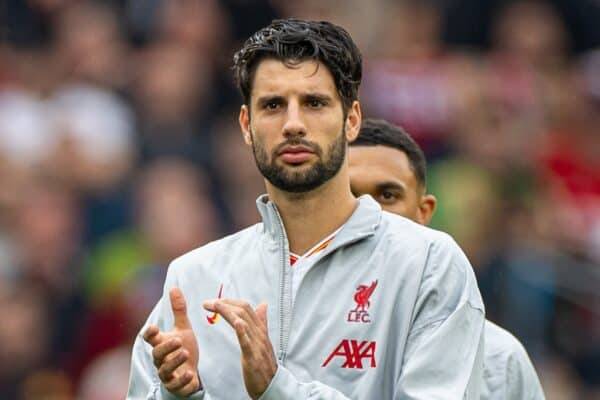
[345,100,362,143]
[239,105,253,145]
[417,194,437,225]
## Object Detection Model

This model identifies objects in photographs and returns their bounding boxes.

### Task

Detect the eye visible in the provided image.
[306,98,326,108]
[260,97,284,111]
[265,101,280,110]
[378,191,399,203]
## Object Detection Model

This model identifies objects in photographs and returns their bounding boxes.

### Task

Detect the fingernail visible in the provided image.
[203,300,215,309]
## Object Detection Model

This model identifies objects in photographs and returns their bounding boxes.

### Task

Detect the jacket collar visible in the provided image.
[256,194,382,244]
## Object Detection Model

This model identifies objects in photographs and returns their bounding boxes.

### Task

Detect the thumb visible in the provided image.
[255,302,269,332]
[170,287,192,330]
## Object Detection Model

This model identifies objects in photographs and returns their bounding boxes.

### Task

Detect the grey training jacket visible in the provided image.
[127,195,485,399]
[482,321,545,400]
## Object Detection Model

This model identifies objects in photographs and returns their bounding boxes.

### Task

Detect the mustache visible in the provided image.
[272,139,322,156]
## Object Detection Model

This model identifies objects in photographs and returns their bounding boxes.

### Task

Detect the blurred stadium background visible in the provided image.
[0,0,598,398]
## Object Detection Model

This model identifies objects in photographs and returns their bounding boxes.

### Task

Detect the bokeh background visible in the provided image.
[0,0,598,399]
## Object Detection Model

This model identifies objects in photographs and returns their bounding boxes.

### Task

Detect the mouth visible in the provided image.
[278,145,315,164]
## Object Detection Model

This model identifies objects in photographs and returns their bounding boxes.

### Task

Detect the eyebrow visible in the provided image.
[256,95,285,108]
[302,92,334,102]
[376,182,406,194]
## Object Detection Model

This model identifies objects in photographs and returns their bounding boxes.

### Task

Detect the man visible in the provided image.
[349,118,545,399]
[127,19,485,399]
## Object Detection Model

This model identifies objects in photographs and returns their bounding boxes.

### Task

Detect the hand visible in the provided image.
[143,288,201,396]
[203,299,277,400]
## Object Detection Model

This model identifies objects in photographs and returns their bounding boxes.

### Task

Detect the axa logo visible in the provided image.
[322,339,377,369]
[206,284,223,324]
[347,280,378,323]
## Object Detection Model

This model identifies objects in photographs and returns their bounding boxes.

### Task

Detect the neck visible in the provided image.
[266,163,357,255]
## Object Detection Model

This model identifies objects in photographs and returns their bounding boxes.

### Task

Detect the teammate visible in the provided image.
[349,118,545,399]
[127,19,485,399]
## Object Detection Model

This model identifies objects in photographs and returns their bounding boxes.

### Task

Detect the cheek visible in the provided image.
[250,128,273,151]
[251,118,280,142]
[385,202,420,221]
[386,203,409,217]
[306,112,345,136]
[253,135,271,159]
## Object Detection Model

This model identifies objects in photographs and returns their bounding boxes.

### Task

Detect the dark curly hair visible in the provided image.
[352,118,427,188]
[233,18,362,112]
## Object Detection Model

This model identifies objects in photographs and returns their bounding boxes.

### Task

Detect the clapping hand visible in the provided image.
[143,288,202,396]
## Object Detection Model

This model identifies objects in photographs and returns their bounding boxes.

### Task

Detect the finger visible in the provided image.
[204,299,253,315]
[203,300,217,312]
[152,337,182,367]
[164,370,194,393]
[143,325,164,347]
[233,318,254,354]
[219,299,261,325]
[170,288,192,330]
[178,377,202,397]
[255,303,268,333]
[158,349,189,382]
[209,301,251,332]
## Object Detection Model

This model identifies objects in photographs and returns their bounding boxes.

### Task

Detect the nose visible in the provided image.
[282,101,306,138]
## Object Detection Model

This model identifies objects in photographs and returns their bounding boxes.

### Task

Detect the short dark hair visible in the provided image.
[352,118,427,188]
[233,18,362,112]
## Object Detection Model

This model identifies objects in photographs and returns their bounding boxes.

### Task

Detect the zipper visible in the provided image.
[270,203,290,363]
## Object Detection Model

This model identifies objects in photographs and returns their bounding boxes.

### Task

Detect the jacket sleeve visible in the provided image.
[483,321,545,400]
[505,340,546,400]
[395,234,486,399]
[259,365,351,400]
[126,265,213,400]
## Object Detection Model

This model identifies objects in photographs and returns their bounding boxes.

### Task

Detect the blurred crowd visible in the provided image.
[0,0,598,399]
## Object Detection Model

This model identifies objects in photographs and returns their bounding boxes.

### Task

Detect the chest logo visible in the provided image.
[322,339,377,369]
[206,284,223,324]
[347,280,378,323]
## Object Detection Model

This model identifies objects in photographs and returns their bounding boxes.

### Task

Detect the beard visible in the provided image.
[251,131,347,193]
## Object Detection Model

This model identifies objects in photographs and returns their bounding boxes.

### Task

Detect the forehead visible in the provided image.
[251,59,338,99]
[348,145,418,190]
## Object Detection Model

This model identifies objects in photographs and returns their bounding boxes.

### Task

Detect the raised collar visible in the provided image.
[255,194,382,244]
